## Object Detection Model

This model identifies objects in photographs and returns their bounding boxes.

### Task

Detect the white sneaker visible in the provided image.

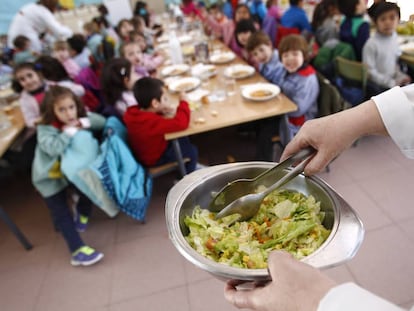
[195,163,208,170]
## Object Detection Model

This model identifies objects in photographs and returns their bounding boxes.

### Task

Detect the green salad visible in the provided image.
[184,189,331,269]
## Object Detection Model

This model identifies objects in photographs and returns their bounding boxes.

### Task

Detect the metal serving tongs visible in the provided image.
[212,148,315,221]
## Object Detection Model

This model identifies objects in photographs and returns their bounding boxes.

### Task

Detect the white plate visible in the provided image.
[241,83,281,101]
[157,35,169,43]
[168,77,201,93]
[191,64,217,77]
[178,35,192,44]
[161,64,190,77]
[209,52,236,64]
[224,64,255,79]
[400,42,414,56]
[186,89,210,104]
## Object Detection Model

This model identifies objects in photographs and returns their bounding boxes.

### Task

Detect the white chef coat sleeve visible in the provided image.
[317,282,407,311]
[372,84,414,159]
[41,7,73,40]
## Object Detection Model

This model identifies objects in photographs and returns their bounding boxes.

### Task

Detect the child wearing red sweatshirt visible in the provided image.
[124,77,198,173]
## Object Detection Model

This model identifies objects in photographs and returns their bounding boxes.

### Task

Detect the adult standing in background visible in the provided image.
[7,0,73,53]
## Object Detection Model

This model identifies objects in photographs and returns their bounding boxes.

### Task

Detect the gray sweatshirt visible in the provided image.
[362,31,406,88]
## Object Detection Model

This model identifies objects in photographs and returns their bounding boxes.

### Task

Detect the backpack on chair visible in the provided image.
[316,71,351,172]
[316,71,351,118]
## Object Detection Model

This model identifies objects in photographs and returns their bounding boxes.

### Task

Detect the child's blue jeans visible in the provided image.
[156,137,198,173]
[44,187,92,253]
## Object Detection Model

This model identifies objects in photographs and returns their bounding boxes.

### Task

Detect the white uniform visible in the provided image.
[318,84,414,311]
[7,3,73,53]
[374,84,414,159]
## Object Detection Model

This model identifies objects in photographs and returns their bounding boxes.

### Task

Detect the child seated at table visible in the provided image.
[246,31,284,85]
[83,21,104,63]
[130,16,155,50]
[67,34,91,69]
[245,31,285,160]
[116,19,134,45]
[203,3,234,45]
[277,34,319,145]
[129,31,164,69]
[362,2,410,95]
[12,35,36,65]
[119,41,152,79]
[229,18,258,66]
[338,0,369,61]
[12,61,85,127]
[52,40,81,80]
[280,0,312,33]
[124,77,198,173]
[100,58,139,119]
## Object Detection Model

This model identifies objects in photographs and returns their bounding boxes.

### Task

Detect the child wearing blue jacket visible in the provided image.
[277,34,319,145]
[246,31,285,86]
[246,31,285,160]
[246,32,318,156]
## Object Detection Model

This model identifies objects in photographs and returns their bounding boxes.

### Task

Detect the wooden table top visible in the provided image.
[400,53,414,66]
[0,102,25,158]
[160,41,297,140]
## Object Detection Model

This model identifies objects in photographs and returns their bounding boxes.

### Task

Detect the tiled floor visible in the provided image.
[1,126,414,311]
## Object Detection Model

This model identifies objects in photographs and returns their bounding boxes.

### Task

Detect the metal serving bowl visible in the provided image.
[166,162,364,281]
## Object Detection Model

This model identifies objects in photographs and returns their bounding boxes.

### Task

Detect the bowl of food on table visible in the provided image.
[241,83,281,102]
[166,162,364,282]
[224,64,255,80]
[168,77,201,93]
[209,51,236,64]
[191,64,217,79]
[161,64,190,77]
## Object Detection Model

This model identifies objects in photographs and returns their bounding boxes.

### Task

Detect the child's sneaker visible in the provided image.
[71,246,104,266]
[74,212,89,232]
[195,162,208,170]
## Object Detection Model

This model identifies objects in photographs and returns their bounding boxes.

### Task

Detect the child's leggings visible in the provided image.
[157,137,198,173]
[44,188,92,253]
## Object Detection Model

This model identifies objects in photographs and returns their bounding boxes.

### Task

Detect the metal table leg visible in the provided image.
[0,206,33,250]
[172,139,187,177]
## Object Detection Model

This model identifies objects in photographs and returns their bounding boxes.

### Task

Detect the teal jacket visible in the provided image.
[32,113,105,198]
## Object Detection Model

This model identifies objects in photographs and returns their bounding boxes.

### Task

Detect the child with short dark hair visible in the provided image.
[32,85,105,266]
[245,31,285,160]
[363,2,410,94]
[338,0,369,61]
[12,35,36,64]
[35,55,102,112]
[35,55,85,97]
[246,31,284,85]
[280,0,312,33]
[124,77,198,173]
[67,34,91,68]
